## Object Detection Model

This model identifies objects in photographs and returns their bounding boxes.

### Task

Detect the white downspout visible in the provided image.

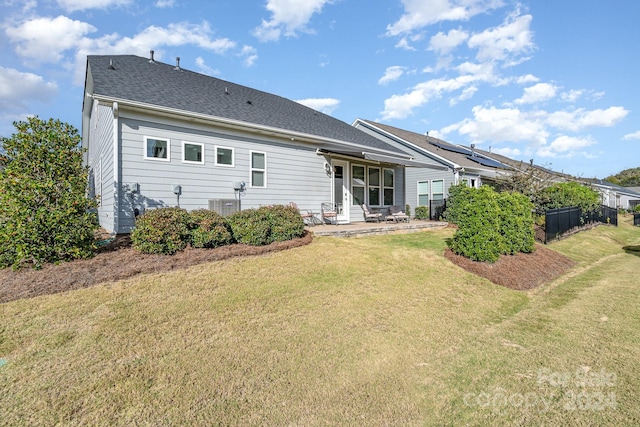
[112,102,119,233]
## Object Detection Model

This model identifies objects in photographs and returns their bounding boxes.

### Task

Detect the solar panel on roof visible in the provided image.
[466,155,509,169]
[429,140,473,156]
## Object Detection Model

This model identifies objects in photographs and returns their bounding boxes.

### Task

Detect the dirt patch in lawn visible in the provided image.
[0,232,313,303]
[444,244,576,291]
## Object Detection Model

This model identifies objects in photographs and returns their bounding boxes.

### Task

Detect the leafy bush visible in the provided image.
[131,207,191,254]
[634,205,640,213]
[405,204,411,218]
[414,206,429,220]
[227,205,304,246]
[448,186,505,263]
[189,209,233,249]
[535,181,600,215]
[0,117,98,269]
[498,191,535,254]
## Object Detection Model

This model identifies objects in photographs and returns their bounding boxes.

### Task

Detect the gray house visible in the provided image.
[82,54,436,233]
[352,120,512,215]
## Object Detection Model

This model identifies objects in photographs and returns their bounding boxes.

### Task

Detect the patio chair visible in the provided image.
[361,204,383,223]
[321,202,338,225]
[387,205,410,223]
[290,202,318,226]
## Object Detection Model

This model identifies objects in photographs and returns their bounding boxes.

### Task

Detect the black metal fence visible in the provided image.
[634,213,640,227]
[430,199,446,220]
[544,205,618,243]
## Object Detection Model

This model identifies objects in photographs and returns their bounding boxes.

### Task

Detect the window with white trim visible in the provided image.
[368,167,380,206]
[432,179,444,201]
[144,137,170,161]
[250,151,266,188]
[215,146,234,167]
[352,165,365,205]
[182,141,204,164]
[417,181,429,206]
[383,168,394,206]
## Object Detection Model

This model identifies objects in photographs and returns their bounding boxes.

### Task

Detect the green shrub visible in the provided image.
[414,206,429,220]
[448,186,505,263]
[634,205,640,213]
[189,209,233,249]
[0,117,98,269]
[498,191,535,254]
[131,207,191,254]
[535,181,600,215]
[227,205,304,246]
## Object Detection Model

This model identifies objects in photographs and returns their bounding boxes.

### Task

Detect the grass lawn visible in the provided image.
[1,216,639,426]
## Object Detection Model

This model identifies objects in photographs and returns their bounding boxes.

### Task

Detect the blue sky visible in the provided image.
[1,0,639,178]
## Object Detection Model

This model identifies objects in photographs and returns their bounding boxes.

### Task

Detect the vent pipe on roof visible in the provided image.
[108,58,115,70]
[174,57,181,70]
[470,143,476,157]
[149,50,155,63]
[530,159,534,166]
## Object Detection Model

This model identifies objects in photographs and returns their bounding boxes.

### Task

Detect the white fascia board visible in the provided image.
[92,95,407,158]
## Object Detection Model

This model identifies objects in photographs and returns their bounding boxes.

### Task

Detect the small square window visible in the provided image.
[144,137,170,161]
[182,141,203,164]
[215,146,234,167]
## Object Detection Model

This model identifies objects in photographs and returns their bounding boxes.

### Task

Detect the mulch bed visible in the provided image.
[0,232,313,304]
[444,244,576,290]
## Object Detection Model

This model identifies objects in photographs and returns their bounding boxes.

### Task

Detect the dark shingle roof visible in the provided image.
[87,55,403,154]
[361,120,511,171]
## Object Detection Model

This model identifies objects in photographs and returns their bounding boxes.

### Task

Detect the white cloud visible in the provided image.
[537,135,596,158]
[561,89,583,103]
[387,0,504,36]
[516,74,539,84]
[429,28,469,55]
[238,45,258,67]
[514,83,558,105]
[56,0,132,12]
[449,86,478,105]
[378,66,406,85]
[155,0,176,7]
[295,98,340,115]
[253,0,333,42]
[492,146,521,157]
[623,131,640,140]
[0,67,57,113]
[546,106,628,132]
[194,57,220,76]
[442,105,549,147]
[467,11,534,64]
[6,16,97,64]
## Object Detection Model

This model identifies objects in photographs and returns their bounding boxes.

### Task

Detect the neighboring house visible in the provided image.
[82,54,435,233]
[583,179,640,210]
[352,120,511,215]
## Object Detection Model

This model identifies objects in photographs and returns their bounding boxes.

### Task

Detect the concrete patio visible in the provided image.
[306,219,448,238]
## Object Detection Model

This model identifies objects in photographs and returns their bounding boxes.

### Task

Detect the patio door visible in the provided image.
[332,160,350,223]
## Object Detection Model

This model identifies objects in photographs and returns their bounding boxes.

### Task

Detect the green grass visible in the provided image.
[1,219,639,426]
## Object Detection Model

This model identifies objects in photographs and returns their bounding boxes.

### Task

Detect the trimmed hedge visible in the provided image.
[447,185,535,263]
[227,205,305,246]
[131,207,191,254]
[189,209,233,249]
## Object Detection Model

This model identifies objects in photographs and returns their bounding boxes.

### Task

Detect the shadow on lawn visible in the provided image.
[622,245,640,257]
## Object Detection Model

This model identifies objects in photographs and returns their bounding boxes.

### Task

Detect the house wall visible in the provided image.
[86,101,116,233]
[353,123,455,214]
[116,111,332,233]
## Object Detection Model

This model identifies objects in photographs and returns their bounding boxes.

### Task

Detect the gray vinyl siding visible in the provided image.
[354,122,455,215]
[117,112,331,232]
[86,102,116,233]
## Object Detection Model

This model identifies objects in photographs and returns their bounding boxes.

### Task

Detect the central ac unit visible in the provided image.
[208,199,241,216]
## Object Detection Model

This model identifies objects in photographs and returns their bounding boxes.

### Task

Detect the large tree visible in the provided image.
[605,167,640,187]
[0,117,98,269]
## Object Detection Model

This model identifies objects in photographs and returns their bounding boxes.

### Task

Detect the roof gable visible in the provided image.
[86,55,402,154]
